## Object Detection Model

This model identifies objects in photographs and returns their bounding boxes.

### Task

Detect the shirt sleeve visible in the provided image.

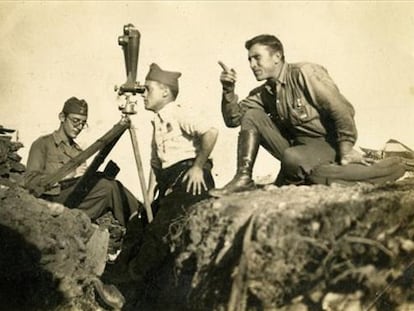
[221,85,267,128]
[299,64,358,144]
[221,90,242,127]
[24,137,48,190]
[177,108,212,136]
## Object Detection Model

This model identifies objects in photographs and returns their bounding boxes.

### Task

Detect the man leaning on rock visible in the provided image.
[24,96,142,227]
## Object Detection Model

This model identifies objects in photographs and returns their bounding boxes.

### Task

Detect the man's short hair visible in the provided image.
[245,34,285,62]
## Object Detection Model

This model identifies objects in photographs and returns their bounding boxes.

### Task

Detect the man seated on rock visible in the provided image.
[209,34,406,196]
[117,63,218,285]
[24,97,142,227]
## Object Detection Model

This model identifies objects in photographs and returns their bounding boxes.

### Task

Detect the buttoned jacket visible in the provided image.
[25,130,82,195]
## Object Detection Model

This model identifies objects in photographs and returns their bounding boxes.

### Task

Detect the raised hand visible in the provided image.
[218,61,237,91]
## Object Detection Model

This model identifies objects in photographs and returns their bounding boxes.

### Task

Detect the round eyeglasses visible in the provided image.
[66,116,88,129]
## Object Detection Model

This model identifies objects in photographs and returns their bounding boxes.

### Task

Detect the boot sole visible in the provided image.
[209,184,256,198]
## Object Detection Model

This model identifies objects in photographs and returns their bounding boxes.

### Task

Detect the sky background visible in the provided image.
[1,1,414,200]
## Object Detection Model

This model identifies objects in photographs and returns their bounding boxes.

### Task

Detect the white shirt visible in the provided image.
[151,102,210,169]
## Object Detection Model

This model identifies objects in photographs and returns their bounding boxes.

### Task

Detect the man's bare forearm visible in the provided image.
[193,128,219,168]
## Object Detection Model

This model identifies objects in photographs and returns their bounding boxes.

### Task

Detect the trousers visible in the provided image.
[129,158,214,281]
[42,174,140,226]
[240,109,406,185]
[240,108,337,184]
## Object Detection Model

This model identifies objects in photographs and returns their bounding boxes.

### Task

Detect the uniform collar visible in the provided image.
[265,62,288,94]
[52,130,67,145]
[52,130,81,150]
[277,62,288,85]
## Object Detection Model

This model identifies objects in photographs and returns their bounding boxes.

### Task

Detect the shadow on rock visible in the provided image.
[0,224,64,311]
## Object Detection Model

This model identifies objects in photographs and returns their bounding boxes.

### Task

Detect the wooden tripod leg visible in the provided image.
[33,120,130,197]
[129,124,153,223]
[64,125,127,208]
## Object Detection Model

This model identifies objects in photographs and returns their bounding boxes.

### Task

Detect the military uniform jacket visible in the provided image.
[221,62,358,146]
[25,130,83,195]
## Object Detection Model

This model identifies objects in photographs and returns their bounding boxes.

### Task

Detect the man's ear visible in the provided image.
[58,112,66,122]
[273,51,282,63]
[161,85,171,98]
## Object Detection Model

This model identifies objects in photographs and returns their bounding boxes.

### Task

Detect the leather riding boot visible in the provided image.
[209,130,260,197]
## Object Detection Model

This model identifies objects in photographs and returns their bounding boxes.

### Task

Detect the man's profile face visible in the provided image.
[248,43,282,81]
[142,80,166,112]
[61,113,87,139]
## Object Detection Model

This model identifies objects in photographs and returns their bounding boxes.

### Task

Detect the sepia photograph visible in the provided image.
[1,1,414,310]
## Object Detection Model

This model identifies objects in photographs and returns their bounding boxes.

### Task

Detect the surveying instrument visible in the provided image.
[33,24,153,222]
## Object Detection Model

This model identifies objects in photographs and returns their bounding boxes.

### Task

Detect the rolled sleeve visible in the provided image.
[178,112,211,136]
[24,138,48,190]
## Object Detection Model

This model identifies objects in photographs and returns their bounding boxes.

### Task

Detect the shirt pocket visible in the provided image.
[47,153,67,164]
[288,97,319,126]
[162,128,183,144]
[45,153,68,173]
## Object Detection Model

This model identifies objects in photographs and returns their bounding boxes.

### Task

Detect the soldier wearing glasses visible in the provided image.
[25,97,141,227]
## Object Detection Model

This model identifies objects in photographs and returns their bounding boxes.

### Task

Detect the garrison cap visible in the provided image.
[145,63,181,91]
[62,97,88,116]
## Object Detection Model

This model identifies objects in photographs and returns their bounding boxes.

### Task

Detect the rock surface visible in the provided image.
[1,129,413,310]
[0,184,108,310]
[168,177,414,311]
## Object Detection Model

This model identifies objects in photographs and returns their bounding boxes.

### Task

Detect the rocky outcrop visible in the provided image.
[0,126,25,185]
[0,184,109,310]
[2,125,414,310]
[169,177,414,311]
[0,128,124,310]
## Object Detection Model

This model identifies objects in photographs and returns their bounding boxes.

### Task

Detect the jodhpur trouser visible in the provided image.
[42,174,140,226]
[240,109,406,185]
[240,108,337,185]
